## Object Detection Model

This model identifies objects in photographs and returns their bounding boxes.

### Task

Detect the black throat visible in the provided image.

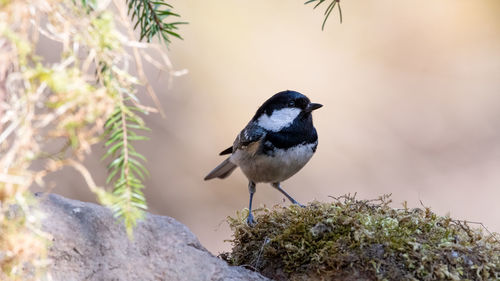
[262,113,318,154]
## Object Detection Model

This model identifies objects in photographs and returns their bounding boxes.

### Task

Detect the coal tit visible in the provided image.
[204,90,322,225]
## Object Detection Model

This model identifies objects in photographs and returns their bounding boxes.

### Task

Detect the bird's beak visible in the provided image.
[305,103,323,112]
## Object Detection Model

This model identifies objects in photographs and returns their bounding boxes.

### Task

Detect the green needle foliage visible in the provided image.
[1,0,173,277]
[103,103,150,237]
[126,0,186,45]
[97,55,151,237]
[305,0,343,29]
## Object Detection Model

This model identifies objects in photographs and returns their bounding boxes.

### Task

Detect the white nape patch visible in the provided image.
[257,108,301,132]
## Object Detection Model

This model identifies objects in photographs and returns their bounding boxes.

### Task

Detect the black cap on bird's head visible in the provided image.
[251,90,322,121]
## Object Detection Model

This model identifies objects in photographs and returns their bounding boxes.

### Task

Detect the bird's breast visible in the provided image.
[230,141,317,183]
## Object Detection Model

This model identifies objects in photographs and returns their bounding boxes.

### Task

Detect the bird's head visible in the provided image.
[252,90,322,132]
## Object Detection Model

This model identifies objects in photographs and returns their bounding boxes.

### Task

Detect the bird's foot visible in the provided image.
[289,198,305,208]
[246,213,256,226]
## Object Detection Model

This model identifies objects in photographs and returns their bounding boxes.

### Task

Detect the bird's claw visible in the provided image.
[291,200,305,208]
[246,213,256,226]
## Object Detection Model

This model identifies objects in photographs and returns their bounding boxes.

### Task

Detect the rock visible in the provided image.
[36,193,269,281]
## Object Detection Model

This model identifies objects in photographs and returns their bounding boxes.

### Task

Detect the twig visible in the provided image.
[113,0,166,117]
[460,220,499,243]
[65,159,100,193]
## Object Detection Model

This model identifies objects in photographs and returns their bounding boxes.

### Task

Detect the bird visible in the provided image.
[204,90,322,225]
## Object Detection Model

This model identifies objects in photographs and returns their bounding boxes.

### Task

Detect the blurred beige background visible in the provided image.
[44,0,500,254]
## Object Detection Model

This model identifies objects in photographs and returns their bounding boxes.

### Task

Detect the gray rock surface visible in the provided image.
[37,193,269,281]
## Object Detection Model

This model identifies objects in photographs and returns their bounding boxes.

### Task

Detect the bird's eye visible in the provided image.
[288,100,295,107]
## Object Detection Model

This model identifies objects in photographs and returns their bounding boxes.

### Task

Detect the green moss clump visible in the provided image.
[223,195,500,281]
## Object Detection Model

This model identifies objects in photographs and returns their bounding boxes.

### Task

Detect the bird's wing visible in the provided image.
[218,123,266,156]
[232,123,266,156]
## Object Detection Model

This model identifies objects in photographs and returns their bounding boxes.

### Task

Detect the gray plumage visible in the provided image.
[204,158,237,180]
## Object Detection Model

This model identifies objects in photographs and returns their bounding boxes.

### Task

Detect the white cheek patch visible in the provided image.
[257,108,301,132]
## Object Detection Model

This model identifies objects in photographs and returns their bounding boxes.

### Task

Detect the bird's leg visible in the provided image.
[247,181,257,226]
[271,182,305,207]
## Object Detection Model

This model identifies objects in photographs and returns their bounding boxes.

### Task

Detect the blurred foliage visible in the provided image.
[0,0,183,279]
[224,194,500,280]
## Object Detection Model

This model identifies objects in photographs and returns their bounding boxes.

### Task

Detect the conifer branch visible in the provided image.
[125,0,186,45]
[305,0,343,29]
[103,99,150,237]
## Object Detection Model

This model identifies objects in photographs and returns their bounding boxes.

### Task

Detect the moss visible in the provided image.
[223,195,500,281]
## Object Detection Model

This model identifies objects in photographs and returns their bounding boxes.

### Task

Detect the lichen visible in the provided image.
[223,195,500,281]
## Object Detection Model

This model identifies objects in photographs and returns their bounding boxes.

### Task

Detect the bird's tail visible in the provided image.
[204,158,237,180]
